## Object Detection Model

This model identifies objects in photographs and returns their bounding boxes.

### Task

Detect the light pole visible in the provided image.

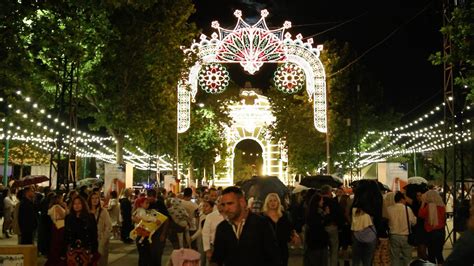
[326,80,331,174]
[1,95,10,186]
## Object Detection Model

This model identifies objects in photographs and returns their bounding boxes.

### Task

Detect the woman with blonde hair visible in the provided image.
[418,190,446,265]
[262,193,299,266]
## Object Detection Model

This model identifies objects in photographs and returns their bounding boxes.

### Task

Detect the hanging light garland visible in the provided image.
[2,90,174,170]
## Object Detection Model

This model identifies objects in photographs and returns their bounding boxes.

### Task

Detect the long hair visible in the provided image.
[306,193,323,224]
[87,191,101,210]
[424,190,445,227]
[69,196,90,218]
[262,193,283,218]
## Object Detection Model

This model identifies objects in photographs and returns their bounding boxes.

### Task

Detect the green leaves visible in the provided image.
[430,2,474,101]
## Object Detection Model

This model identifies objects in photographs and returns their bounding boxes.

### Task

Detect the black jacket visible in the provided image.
[264,212,294,266]
[305,209,329,250]
[211,212,280,266]
[64,213,98,254]
[322,196,345,228]
[18,198,37,236]
[119,197,132,223]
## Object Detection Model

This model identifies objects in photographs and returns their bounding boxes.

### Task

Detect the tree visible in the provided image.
[0,1,41,98]
[267,40,400,175]
[430,1,474,101]
[177,78,240,182]
[84,0,198,164]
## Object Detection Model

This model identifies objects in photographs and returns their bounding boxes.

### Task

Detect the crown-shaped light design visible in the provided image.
[211,9,291,74]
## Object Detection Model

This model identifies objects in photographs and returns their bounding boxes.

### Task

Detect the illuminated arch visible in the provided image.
[178,9,327,135]
[208,90,289,187]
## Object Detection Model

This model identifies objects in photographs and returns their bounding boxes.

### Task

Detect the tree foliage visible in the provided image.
[267,40,400,175]
[82,0,198,163]
[430,2,474,101]
[179,81,240,180]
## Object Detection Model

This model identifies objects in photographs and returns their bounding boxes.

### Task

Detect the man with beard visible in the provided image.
[210,186,280,266]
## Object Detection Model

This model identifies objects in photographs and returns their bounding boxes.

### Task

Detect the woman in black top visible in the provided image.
[64,196,99,265]
[262,193,298,266]
[304,193,329,266]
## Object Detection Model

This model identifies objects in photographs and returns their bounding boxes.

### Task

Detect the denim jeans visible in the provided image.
[352,236,377,266]
[325,225,339,266]
[389,234,413,266]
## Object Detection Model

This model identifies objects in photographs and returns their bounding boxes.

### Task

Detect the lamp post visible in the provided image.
[1,96,9,186]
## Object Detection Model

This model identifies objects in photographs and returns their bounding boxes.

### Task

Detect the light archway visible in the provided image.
[211,89,288,187]
[178,10,327,186]
[178,9,327,134]
[232,138,264,180]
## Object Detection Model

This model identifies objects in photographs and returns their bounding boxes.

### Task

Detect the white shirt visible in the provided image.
[202,210,224,252]
[351,208,373,231]
[387,203,416,235]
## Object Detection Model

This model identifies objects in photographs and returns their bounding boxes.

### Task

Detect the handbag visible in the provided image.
[405,205,416,246]
[67,246,91,266]
[354,225,377,243]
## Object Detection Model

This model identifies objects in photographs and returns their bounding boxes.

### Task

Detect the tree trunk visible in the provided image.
[114,134,125,165]
[188,162,194,187]
[19,164,24,178]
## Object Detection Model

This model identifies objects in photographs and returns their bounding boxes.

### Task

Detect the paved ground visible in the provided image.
[0,218,457,265]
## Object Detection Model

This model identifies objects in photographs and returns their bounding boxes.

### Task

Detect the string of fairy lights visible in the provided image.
[356,100,473,167]
[0,91,173,171]
[2,90,472,172]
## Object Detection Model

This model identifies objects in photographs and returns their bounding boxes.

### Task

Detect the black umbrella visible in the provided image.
[350,179,391,192]
[238,176,289,201]
[300,175,343,189]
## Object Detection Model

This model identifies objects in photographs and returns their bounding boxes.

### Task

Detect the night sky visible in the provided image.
[191,0,444,116]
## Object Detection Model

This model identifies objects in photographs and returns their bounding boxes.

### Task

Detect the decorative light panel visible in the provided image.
[179,9,328,134]
[274,63,305,94]
[213,9,289,75]
[198,63,230,93]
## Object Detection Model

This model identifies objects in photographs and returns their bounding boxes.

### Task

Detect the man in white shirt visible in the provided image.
[181,187,199,248]
[387,191,417,266]
[202,196,225,263]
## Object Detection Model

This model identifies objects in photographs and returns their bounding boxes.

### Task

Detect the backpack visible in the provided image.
[167,198,190,232]
[12,203,21,235]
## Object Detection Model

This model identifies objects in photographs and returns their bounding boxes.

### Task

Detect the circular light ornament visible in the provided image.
[274,63,305,94]
[198,63,230,94]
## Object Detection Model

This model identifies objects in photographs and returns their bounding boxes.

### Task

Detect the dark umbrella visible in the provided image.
[300,175,343,189]
[10,175,49,188]
[239,176,289,201]
[350,179,391,192]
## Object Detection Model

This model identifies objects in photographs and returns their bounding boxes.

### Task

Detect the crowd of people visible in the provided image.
[0,180,473,266]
